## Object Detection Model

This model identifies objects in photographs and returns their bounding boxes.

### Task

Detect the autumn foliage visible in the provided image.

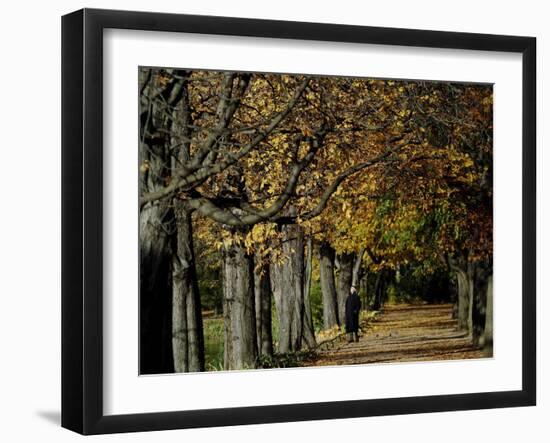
[139,67,493,373]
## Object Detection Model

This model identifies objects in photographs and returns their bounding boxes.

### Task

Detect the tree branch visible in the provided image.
[274,135,417,224]
[139,77,310,208]
[184,133,320,227]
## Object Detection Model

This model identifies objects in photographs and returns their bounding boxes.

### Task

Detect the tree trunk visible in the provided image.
[254,259,273,357]
[373,273,382,311]
[449,274,458,319]
[449,254,479,337]
[139,203,174,374]
[271,223,305,353]
[455,265,473,333]
[373,271,387,311]
[319,241,339,329]
[171,205,205,372]
[139,68,189,374]
[472,260,491,347]
[352,248,366,288]
[360,270,368,312]
[139,123,174,374]
[302,236,317,348]
[222,239,257,370]
[483,274,493,350]
[336,252,354,325]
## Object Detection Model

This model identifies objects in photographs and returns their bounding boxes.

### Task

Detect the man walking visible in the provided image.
[345,286,361,342]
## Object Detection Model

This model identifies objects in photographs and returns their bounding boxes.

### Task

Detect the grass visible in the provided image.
[203,309,282,371]
[203,316,224,371]
[202,307,379,371]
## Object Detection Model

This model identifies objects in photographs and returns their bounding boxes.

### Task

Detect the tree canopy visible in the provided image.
[138,67,493,372]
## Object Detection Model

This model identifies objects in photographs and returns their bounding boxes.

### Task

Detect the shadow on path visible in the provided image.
[305,303,490,367]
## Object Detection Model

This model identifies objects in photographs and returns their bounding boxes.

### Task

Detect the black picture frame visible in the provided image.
[61,8,536,435]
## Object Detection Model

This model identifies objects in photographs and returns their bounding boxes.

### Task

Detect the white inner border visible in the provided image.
[103,29,523,415]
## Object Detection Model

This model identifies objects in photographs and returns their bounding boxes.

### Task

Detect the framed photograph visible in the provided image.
[61,8,536,435]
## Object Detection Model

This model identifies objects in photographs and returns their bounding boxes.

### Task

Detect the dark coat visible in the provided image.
[345,292,361,333]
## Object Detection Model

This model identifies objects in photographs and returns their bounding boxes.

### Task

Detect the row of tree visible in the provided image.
[139,68,493,373]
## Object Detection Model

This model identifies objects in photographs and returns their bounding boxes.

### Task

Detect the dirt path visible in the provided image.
[304,303,489,367]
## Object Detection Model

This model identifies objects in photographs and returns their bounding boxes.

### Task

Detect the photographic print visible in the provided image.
[138,68,493,375]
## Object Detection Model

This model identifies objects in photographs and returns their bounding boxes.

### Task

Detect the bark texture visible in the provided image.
[139,68,189,374]
[302,237,317,348]
[222,240,257,370]
[483,275,494,349]
[352,248,366,288]
[336,252,354,325]
[450,254,492,345]
[359,271,369,312]
[254,260,273,357]
[319,242,339,329]
[271,223,305,353]
[172,205,205,372]
[472,260,491,347]
[455,265,473,333]
[170,73,206,372]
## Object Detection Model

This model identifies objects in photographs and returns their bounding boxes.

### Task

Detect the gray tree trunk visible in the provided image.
[254,259,273,357]
[455,266,473,333]
[352,248,366,288]
[319,242,339,329]
[449,274,459,319]
[472,260,491,347]
[139,68,189,374]
[483,275,493,350]
[169,74,205,372]
[467,262,475,336]
[452,256,492,346]
[271,223,305,353]
[222,239,257,370]
[138,70,175,374]
[336,252,354,325]
[359,270,368,312]
[302,236,317,348]
[172,205,205,372]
